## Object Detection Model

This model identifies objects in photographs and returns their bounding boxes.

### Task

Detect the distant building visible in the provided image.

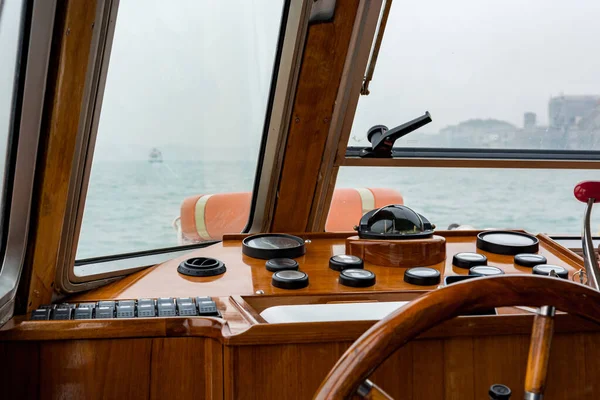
[523,112,536,129]
[548,95,600,130]
[439,119,517,148]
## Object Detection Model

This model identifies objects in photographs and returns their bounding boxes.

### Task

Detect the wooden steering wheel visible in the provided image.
[314,275,600,399]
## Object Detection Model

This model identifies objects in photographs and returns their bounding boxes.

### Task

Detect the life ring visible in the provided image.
[179,188,404,242]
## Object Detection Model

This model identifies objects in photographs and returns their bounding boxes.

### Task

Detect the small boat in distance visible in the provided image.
[148,147,163,163]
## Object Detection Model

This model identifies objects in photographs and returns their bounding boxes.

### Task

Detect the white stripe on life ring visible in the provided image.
[355,188,375,215]
[195,194,213,241]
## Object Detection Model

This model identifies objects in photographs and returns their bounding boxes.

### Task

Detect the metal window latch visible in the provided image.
[359,111,432,158]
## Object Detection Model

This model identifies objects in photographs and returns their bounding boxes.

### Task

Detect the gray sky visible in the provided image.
[95,0,283,161]
[3,1,600,158]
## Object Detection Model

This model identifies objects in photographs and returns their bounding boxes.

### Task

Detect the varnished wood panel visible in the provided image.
[225,342,350,400]
[70,232,583,301]
[271,0,360,232]
[23,0,97,312]
[346,235,446,268]
[150,338,223,400]
[473,335,530,398]
[39,339,152,400]
[0,341,40,399]
[443,337,474,400]
[1,337,224,400]
[227,333,600,399]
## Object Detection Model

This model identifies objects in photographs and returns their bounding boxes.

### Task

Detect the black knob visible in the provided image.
[489,384,511,400]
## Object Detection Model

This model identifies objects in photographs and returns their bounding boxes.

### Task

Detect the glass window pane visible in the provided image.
[350,0,600,150]
[331,167,600,235]
[0,0,25,203]
[77,0,285,259]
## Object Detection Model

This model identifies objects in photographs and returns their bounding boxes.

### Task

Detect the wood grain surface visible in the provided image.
[346,235,446,268]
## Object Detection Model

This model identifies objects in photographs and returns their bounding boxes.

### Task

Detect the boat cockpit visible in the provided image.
[2,0,600,399]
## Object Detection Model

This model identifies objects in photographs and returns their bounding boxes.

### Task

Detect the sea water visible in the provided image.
[76,160,600,259]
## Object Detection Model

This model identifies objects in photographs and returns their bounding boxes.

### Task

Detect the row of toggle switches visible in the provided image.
[30,297,220,320]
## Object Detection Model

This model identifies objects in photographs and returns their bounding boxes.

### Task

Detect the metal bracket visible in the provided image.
[309,0,336,23]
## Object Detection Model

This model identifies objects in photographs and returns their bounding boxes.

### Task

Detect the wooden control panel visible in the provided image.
[65,230,584,301]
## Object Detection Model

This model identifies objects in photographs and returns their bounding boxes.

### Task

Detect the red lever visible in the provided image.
[574,181,600,203]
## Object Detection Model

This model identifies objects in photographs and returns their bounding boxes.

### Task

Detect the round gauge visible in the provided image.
[404,267,441,286]
[469,265,504,277]
[265,258,299,272]
[452,252,488,269]
[242,233,306,260]
[339,268,376,288]
[532,264,568,279]
[514,253,547,268]
[329,254,364,271]
[271,270,309,289]
[476,231,539,255]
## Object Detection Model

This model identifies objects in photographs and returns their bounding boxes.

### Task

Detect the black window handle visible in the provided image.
[360,111,432,158]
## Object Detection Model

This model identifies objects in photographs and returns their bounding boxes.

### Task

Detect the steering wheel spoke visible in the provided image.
[524,306,556,399]
[355,379,394,400]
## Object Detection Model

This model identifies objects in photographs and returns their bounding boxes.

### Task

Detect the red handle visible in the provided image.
[574,181,600,203]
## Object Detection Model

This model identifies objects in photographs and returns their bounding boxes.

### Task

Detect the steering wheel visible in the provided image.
[314,275,600,399]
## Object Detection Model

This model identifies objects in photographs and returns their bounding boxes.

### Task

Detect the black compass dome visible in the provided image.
[356,204,435,240]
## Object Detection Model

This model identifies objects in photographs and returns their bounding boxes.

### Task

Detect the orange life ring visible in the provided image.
[179,188,403,242]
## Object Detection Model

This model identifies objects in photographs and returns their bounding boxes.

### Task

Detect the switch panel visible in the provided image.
[29,297,220,320]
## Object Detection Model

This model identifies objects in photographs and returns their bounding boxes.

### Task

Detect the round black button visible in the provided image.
[265,258,299,272]
[339,269,376,288]
[469,265,504,276]
[452,252,487,269]
[514,253,547,268]
[489,384,512,400]
[532,264,568,279]
[329,254,364,271]
[404,267,441,286]
[271,270,309,289]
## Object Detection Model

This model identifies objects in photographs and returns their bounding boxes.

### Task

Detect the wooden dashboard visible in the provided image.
[2,231,599,399]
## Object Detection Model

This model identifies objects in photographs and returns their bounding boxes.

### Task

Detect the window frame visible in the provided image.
[0,0,56,325]
[54,0,312,292]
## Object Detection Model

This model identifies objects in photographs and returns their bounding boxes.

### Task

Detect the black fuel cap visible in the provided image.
[178,257,226,277]
[514,253,547,268]
[339,269,376,288]
[452,252,487,269]
[532,264,568,279]
[489,384,511,400]
[265,258,299,272]
[329,254,364,271]
[469,265,504,276]
[271,270,309,289]
[404,267,441,286]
